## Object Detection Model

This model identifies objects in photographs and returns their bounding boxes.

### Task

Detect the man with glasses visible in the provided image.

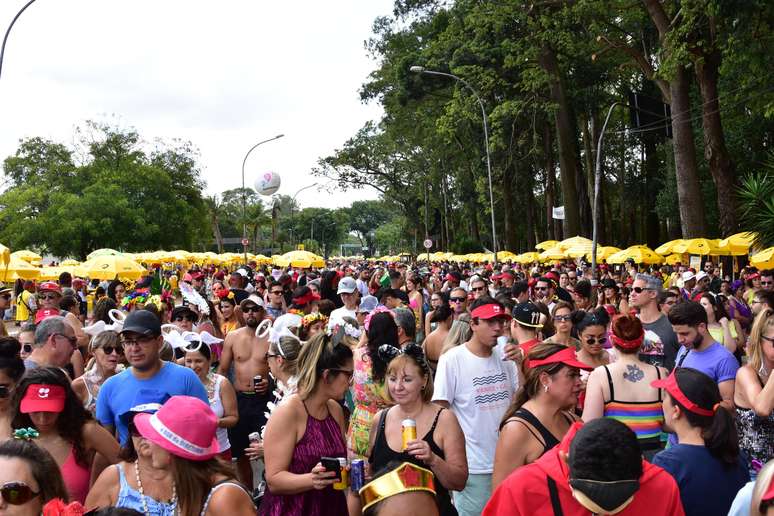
[23,315,77,370]
[630,273,679,370]
[658,290,679,318]
[433,296,517,516]
[17,323,35,361]
[469,277,489,300]
[36,281,89,349]
[96,309,207,446]
[449,287,468,318]
[265,280,286,320]
[170,305,197,333]
[217,294,271,487]
[533,277,556,311]
[751,290,774,316]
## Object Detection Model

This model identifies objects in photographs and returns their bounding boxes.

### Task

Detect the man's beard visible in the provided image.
[690,331,703,349]
[246,317,260,328]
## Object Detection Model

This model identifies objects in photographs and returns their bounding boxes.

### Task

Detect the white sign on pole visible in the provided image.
[423,239,433,249]
[552,206,565,220]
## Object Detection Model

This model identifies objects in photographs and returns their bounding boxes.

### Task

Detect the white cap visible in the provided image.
[682,271,696,283]
[695,271,708,282]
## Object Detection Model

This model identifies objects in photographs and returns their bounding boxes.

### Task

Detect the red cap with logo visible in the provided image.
[38,281,61,294]
[470,303,511,321]
[20,384,66,413]
[35,308,60,324]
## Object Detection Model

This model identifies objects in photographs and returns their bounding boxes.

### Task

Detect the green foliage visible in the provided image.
[0,123,209,259]
[737,154,774,249]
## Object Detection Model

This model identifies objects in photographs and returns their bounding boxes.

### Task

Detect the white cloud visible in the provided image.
[0,0,389,208]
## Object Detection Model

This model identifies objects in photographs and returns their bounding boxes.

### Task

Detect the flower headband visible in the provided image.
[359,462,436,512]
[302,312,328,329]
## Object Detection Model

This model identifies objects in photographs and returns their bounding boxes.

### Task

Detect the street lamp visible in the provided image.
[590,102,622,281]
[410,65,498,265]
[289,182,319,247]
[0,0,39,81]
[241,134,284,264]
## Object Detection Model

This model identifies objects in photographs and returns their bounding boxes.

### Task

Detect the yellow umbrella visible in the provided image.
[564,241,608,258]
[10,250,42,263]
[535,240,559,251]
[0,258,42,282]
[0,243,10,266]
[664,254,684,265]
[582,246,622,261]
[275,250,325,268]
[80,255,147,280]
[607,246,663,265]
[60,259,80,266]
[515,252,541,264]
[86,248,125,261]
[557,236,592,251]
[750,247,774,269]
[539,246,568,261]
[670,238,721,256]
[654,239,684,256]
[717,232,756,256]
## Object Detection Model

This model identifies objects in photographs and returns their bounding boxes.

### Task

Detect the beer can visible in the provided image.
[248,432,261,443]
[401,419,417,451]
[350,459,365,492]
[333,457,349,490]
[253,375,262,390]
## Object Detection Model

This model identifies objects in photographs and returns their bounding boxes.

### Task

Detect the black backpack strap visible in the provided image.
[547,476,564,516]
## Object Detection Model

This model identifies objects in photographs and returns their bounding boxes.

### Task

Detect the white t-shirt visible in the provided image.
[330,306,357,324]
[432,343,518,474]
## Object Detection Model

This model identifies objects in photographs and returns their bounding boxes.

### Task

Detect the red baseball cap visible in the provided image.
[527,347,592,370]
[38,281,61,294]
[470,303,511,321]
[35,308,60,324]
[20,384,66,413]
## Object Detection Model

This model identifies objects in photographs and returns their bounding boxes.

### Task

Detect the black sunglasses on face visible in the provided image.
[449,297,466,303]
[554,315,572,322]
[471,286,486,292]
[0,481,40,505]
[632,287,653,294]
[585,337,607,345]
[0,385,11,398]
[40,293,59,300]
[244,306,263,313]
[174,316,195,322]
[271,290,283,295]
[21,344,32,353]
[101,345,124,355]
[535,287,548,291]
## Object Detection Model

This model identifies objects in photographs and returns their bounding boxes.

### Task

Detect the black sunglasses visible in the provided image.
[243,306,264,313]
[585,337,607,345]
[534,286,548,291]
[632,286,654,294]
[0,481,40,505]
[271,290,284,295]
[449,297,466,303]
[21,344,32,354]
[101,345,124,355]
[174,316,196,322]
[0,385,10,398]
[471,286,486,292]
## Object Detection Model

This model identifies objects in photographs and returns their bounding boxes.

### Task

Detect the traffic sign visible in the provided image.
[423,239,433,249]
[241,238,249,246]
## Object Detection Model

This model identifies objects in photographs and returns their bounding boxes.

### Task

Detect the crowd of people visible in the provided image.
[0,258,772,515]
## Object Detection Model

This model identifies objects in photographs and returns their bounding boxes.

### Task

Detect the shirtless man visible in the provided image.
[217,294,270,487]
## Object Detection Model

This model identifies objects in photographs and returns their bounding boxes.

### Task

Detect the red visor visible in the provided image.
[470,303,511,320]
[527,347,592,371]
[292,291,320,306]
[763,478,774,502]
[651,372,715,417]
[20,384,66,413]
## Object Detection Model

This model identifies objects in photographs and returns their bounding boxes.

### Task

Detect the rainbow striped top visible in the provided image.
[602,365,665,446]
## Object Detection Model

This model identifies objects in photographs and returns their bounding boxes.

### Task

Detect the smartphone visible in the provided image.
[321,456,342,482]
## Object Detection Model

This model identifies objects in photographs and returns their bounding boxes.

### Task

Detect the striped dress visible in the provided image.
[602,365,665,454]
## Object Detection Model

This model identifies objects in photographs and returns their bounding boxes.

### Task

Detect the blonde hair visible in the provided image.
[441,313,472,355]
[748,308,774,377]
[295,331,354,399]
[751,459,774,516]
[383,353,434,404]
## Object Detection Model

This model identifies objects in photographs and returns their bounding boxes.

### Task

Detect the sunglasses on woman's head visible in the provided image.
[0,481,39,505]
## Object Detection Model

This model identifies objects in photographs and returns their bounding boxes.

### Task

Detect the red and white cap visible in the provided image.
[20,384,66,413]
[470,303,511,321]
[37,281,62,294]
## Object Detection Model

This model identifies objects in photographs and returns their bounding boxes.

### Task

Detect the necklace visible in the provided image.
[135,460,177,515]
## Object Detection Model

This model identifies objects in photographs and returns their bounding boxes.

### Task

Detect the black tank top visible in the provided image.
[370,407,457,516]
[505,407,574,457]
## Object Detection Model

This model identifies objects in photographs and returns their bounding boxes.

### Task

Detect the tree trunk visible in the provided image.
[211,215,224,253]
[539,44,582,237]
[543,122,558,241]
[695,44,737,235]
[669,66,708,237]
[502,163,518,251]
[642,134,661,248]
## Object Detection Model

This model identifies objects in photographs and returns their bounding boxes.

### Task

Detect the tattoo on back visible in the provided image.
[623,364,644,383]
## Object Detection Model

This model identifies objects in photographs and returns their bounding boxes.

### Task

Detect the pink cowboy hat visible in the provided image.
[134,396,219,461]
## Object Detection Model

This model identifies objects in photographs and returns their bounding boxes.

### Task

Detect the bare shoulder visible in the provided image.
[205,481,254,515]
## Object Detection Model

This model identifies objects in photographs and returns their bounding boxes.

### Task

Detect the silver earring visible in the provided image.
[544,385,549,393]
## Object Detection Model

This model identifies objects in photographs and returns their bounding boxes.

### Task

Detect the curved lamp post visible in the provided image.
[0,0,39,81]
[289,182,319,247]
[241,134,284,264]
[410,65,498,265]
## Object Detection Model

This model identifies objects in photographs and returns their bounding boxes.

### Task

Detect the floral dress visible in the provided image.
[347,345,391,459]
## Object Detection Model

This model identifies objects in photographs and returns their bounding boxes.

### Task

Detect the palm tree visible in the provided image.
[204,195,225,253]
[737,152,774,249]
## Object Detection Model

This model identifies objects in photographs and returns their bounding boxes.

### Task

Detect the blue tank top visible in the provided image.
[115,463,177,516]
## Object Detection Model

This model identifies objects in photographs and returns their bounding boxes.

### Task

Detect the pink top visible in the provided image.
[61,445,90,503]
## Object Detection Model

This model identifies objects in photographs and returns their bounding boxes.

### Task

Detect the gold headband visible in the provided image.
[359,462,436,512]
